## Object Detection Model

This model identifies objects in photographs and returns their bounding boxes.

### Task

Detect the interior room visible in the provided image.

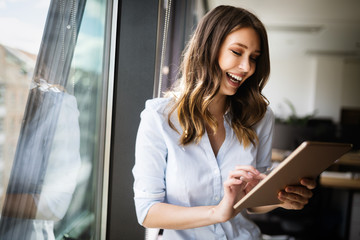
[0,0,359,239]
[154,0,360,239]
[204,1,360,239]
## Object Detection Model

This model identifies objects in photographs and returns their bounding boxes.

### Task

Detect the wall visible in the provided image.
[313,56,344,122]
[263,52,317,120]
[264,51,360,123]
[342,59,360,108]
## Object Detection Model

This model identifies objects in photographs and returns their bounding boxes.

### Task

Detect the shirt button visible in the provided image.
[214,195,219,201]
[214,169,219,175]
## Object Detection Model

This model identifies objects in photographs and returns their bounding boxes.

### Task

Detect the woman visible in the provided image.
[133,5,315,239]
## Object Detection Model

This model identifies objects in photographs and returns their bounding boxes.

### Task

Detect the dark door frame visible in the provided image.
[107,0,160,239]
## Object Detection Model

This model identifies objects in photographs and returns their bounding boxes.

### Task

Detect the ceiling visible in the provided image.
[207,0,360,58]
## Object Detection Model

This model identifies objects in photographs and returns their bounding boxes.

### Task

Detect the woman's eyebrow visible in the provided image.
[232,42,261,54]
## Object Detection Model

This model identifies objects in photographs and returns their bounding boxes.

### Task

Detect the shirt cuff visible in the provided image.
[133,188,165,225]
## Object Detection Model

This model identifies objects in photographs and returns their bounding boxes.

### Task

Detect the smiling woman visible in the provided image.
[133,5,316,240]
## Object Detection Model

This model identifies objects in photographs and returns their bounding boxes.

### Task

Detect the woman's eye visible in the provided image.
[250,56,258,62]
[231,50,241,56]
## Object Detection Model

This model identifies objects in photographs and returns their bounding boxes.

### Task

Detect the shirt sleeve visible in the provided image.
[132,99,168,225]
[255,107,275,173]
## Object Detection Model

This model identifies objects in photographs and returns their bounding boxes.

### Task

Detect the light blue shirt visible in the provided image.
[133,98,274,240]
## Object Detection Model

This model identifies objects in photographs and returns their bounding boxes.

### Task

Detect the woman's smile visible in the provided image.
[227,72,243,82]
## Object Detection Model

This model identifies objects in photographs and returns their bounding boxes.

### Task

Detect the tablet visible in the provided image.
[233,141,352,210]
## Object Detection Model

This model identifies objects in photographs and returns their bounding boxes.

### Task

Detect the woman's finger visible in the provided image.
[223,178,247,203]
[234,165,260,175]
[229,166,262,182]
[228,169,255,182]
[256,173,267,180]
[278,191,309,205]
[223,177,245,189]
[285,185,313,199]
[278,197,304,210]
[300,178,316,190]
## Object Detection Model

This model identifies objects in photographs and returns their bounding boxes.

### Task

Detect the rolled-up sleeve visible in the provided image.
[132,100,168,225]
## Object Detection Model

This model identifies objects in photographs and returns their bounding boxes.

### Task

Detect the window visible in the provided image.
[0,118,4,132]
[0,84,5,104]
[0,0,116,239]
[154,0,207,97]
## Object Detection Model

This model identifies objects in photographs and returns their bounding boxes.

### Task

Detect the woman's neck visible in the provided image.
[208,95,227,117]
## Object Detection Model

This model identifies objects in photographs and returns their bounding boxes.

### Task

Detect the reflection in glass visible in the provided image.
[0,90,80,239]
[0,0,110,239]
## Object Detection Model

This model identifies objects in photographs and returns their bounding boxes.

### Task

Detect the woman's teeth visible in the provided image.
[227,73,243,82]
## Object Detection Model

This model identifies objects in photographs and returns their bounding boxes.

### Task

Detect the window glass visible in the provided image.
[54,0,110,238]
[0,0,112,239]
[0,0,49,230]
[154,0,206,97]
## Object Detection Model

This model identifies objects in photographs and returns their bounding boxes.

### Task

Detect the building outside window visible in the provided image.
[0,0,116,239]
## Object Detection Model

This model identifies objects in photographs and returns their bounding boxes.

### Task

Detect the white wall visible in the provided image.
[313,56,344,122]
[263,52,317,120]
[264,53,360,123]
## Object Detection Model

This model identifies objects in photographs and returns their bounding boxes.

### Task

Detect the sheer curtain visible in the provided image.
[147,0,205,239]
[0,0,86,239]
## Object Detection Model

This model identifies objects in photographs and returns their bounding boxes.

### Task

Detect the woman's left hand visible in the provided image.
[278,178,316,210]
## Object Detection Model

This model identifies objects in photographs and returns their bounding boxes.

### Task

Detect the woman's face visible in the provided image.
[217,27,261,97]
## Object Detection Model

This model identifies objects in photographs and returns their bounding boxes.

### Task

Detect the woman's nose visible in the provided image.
[238,58,251,72]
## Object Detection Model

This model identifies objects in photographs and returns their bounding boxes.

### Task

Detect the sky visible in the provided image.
[0,0,50,54]
[0,0,106,73]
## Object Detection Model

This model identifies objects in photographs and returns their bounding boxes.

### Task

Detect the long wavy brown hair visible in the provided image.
[167,5,270,148]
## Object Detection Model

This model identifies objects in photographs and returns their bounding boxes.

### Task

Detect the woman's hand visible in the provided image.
[278,178,316,210]
[214,166,264,222]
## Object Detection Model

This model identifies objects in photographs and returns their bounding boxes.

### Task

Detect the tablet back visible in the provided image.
[233,141,352,209]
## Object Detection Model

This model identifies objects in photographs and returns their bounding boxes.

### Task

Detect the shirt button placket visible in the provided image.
[213,167,221,204]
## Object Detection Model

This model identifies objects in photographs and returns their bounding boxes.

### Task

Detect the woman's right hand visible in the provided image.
[142,166,265,229]
[214,166,264,222]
